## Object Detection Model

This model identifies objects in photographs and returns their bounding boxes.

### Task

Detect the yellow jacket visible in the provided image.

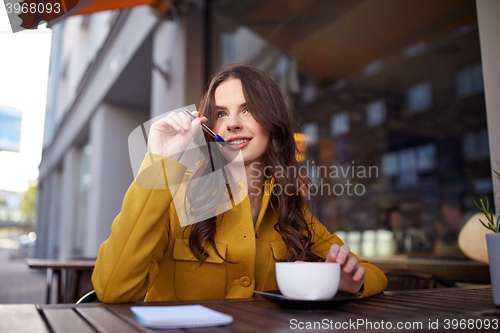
[92,154,387,303]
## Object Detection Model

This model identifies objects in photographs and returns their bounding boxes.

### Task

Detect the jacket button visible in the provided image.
[239,276,251,287]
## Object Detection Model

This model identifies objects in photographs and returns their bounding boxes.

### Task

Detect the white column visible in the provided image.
[85,103,149,257]
[34,178,50,258]
[151,19,186,118]
[151,5,205,119]
[34,171,61,259]
[46,171,61,259]
[58,148,79,259]
[477,0,500,210]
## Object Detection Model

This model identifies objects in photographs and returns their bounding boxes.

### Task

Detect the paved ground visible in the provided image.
[0,246,46,304]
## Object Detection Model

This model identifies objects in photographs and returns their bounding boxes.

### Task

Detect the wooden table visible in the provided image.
[1,286,498,332]
[367,256,491,284]
[25,259,96,304]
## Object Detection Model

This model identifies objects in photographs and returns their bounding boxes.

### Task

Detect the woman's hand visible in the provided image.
[147,111,207,161]
[326,244,365,294]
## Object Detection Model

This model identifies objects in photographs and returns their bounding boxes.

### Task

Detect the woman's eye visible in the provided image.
[243,108,250,114]
[217,112,227,118]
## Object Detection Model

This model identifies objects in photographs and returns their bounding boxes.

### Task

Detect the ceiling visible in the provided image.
[214,0,477,81]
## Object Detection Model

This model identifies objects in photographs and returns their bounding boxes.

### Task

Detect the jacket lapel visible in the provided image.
[254,177,275,232]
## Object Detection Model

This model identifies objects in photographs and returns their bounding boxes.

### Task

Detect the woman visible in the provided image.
[92,65,387,303]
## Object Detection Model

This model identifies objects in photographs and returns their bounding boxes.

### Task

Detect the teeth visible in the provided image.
[228,139,250,145]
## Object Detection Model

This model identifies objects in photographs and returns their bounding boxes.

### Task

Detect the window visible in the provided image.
[382,152,398,177]
[366,98,386,127]
[407,82,432,113]
[417,144,436,171]
[456,63,484,98]
[330,112,349,137]
[302,122,318,147]
[301,82,317,105]
[463,128,489,161]
[0,106,22,152]
[398,148,418,186]
[210,0,491,259]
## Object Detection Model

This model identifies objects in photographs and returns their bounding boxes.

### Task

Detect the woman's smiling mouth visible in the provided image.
[228,139,250,145]
[226,137,252,149]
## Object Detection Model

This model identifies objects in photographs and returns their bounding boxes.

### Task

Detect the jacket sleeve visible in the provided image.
[91,153,187,303]
[307,213,388,298]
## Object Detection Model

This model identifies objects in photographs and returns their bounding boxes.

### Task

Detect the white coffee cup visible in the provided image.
[275,262,341,300]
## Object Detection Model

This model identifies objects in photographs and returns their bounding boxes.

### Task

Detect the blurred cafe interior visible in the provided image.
[34,0,499,295]
[208,0,492,260]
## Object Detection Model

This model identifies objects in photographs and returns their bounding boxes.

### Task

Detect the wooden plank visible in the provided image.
[108,305,232,333]
[363,295,471,314]
[108,307,185,333]
[210,302,287,330]
[77,307,151,333]
[445,289,493,300]
[246,300,368,322]
[117,306,234,332]
[336,300,423,319]
[398,293,493,311]
[43,308,95,333]
[401,290,493,304]
[360,298,450,314]
[369,258,490,284]
[0,304,49,333]
[28,286,495,333]
[382,284,491,295]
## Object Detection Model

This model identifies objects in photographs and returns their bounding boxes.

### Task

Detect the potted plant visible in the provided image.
[476,162,500,307]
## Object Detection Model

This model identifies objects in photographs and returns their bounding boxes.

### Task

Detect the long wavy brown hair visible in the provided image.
[185,65,323,265]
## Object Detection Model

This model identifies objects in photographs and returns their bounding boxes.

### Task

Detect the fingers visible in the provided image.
[168,112,190,133]
[325,244,339,262]
[342,256,359,275]
[339,264,365,294]
[180,112,192,132]
[162,115,184,134]
[326,244,365,280]
[352,265,365,282]
[326,244,366,293]
[148,110,207,159]
[161,110,205,134]
[326,244,350,265]
[192,111,208,124]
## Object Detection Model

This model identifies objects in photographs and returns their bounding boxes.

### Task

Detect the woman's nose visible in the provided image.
[226,114,242,131]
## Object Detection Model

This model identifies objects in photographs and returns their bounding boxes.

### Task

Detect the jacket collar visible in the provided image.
[254,177,275,231]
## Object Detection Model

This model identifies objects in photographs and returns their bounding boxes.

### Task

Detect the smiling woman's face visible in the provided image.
[213,78,270,167]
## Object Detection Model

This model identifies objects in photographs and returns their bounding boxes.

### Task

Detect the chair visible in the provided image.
[384,270,457,291]
[76,290,100,304]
